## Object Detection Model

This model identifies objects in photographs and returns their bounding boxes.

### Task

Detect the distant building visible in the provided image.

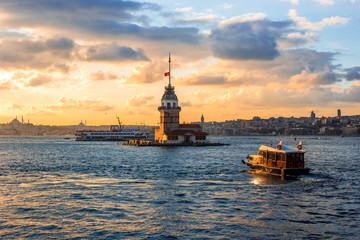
[78,120,86,128]
[338,109,341,118]
[310,111,315,120]
[201,114,204,129]
[9,116,23,126]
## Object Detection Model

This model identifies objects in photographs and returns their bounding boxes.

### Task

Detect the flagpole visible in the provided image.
[168,52,171,86]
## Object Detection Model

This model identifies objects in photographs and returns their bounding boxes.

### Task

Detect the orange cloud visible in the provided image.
[125,61,165,84]
[48,97,114,112]
[90,71,119,81]
[126,94,155,107]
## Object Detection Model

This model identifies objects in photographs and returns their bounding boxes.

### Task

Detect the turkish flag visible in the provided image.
[164,72,170,77]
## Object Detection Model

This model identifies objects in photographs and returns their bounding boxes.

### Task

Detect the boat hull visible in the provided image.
[74,136,147,141]
[242,160,310,177]
[74,130,148,141]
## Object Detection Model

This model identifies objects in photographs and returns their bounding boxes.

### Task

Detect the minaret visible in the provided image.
[201,114,204,130]
[310,111,315,120]
[155,54,181,142]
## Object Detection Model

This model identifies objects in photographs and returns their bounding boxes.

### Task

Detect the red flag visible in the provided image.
[164,72,170,77]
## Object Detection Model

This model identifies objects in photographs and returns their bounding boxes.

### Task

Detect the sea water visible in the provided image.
[0,136,359,239]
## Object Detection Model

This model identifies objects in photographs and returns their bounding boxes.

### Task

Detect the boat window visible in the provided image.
[263,152,267,159]
[287,153,295,162]
[296,153,304,162]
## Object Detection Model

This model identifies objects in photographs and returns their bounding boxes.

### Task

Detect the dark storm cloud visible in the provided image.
[313,72,338,85]
[80,43,149,62]
[0,0,145,21]
[46,38,74,50]
[344,67,360,81]
[0,0,200,44]
[210,20,293,60]
[85,20,200,43]
[279,49,337,77]
[0,37,74,69]
[143,26,200,43]
[0,37,149,70]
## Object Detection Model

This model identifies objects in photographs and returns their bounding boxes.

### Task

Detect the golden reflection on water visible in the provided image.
[251,179,260,185]
[249,172,285,185]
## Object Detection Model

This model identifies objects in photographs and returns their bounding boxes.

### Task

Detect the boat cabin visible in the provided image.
[249,141,305,169]
[110,125,121,131]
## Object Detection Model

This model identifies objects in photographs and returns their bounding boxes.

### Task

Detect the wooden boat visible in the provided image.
[242,141,310,179]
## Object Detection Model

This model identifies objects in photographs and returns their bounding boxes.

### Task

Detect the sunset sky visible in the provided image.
[0,0,359,126]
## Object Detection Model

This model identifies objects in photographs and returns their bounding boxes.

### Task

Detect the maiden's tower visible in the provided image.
[154,55,208,144]
[121,55,228,146]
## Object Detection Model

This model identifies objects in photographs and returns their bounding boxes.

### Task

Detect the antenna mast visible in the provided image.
[168,52,171,86]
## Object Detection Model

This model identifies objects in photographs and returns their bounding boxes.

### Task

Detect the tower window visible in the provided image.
[173,103,176,108]
[167,102,170,108]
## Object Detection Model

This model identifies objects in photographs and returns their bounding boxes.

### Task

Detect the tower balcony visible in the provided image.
[158,106,181,111]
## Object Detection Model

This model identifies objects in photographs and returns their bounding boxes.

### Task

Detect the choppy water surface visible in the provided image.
[0,136,359,239]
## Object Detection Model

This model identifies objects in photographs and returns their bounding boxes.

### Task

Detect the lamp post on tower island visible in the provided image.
[120,54,228,146]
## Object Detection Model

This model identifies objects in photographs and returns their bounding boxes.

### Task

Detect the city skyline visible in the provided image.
[3,108,356,127]
[0,0,359,125]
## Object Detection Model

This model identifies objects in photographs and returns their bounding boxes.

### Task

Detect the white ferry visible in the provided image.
[242,141,310,179]
[74,118,149,141]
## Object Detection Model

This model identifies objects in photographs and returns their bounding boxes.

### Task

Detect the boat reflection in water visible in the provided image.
[242,141,310,180]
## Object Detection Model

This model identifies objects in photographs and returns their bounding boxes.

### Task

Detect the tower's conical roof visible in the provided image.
[161,84,178,101]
